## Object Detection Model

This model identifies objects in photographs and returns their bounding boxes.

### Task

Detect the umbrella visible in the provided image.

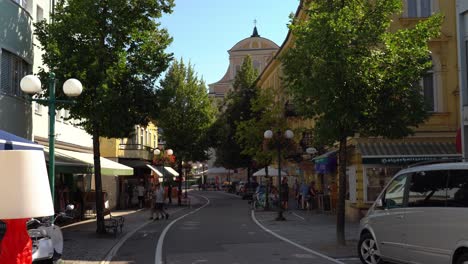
[0,130,43,151]
[253,166,288,177]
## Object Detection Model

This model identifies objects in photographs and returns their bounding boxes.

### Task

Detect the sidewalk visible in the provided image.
[252,208,359,260]
[60,200,198,264]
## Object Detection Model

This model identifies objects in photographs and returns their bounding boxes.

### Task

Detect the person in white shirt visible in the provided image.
[151,182,169,220]
[137,183,146,209]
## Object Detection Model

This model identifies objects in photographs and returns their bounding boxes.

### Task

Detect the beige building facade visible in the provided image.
[208,27,279,100]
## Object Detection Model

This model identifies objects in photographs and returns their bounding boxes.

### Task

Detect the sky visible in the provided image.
[159,0,300,86]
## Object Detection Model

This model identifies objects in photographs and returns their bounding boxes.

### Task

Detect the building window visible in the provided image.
[34,102,42,115]
[36,5,44,21]
[140,128,144,146]
[419,57,436,112]
[1,49,30,97]
[253,60,260,72]
[407,0,432,18]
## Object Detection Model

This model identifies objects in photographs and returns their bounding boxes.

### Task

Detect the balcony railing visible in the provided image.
[118,144,154,160]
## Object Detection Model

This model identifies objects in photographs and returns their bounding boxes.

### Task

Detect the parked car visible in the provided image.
[358,162,468,264]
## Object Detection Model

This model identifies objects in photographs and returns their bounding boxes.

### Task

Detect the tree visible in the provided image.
[156,59,216,205]
[213,55,258,181]
[35,0,174,234]
[281,0,442,245]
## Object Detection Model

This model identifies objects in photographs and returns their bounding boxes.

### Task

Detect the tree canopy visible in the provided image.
[281,0,442,244]
[35,0,175,233]
[213,55,258,174]
[156,58,216,165]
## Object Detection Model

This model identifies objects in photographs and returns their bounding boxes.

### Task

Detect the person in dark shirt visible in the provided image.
[281,177,289,210]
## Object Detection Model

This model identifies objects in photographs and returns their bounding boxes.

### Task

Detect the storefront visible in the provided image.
[345,139,460,221]
[312,150,337,193]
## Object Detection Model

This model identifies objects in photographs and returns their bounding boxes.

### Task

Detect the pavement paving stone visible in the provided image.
[253,209,360,259]
[61,195,203,264]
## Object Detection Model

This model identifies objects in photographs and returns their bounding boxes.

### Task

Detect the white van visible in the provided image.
[358,162,468,264]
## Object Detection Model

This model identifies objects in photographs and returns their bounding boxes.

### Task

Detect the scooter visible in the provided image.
[27,205,74,264]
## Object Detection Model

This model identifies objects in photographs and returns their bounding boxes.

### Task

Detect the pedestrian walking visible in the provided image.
[280,177,289,210]
[300,181,309,210]
[137,182,146,209]
[151,182,169,220]
[167,182,173,204]
[293,179,301,209]
[308,181,317,210]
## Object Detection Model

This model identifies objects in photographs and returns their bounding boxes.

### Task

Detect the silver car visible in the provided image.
[358,162,468,264]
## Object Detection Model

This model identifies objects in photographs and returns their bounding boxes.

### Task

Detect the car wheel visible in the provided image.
[455,252,468,264]
[358,232,382,264]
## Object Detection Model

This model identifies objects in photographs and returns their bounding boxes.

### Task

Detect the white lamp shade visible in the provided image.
[153,149,161,155]
[264,130,273,139]
[63,78,83,97]
[0,150,54,219]
[166,149,173,156]
[20,75,42,94]
[285,130,294,139]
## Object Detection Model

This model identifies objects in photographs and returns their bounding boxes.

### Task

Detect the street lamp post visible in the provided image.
[20,74,82,209]
[264,129,294,221]
[153,148,173,199]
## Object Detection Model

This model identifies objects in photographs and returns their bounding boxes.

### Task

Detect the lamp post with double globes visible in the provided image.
[264,129,294,221]
[153,148,174,184]
[20,74,82,206]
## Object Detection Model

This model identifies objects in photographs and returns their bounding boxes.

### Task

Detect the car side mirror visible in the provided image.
[375,198,384,209]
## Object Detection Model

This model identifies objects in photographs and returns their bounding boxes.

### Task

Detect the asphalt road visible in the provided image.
[110,191,361,264]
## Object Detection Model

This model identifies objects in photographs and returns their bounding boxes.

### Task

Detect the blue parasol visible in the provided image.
[0,130,43,151]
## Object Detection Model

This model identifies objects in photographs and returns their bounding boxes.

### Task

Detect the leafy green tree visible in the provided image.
[213,55,258,181]
[156,59,216,205]
[35,0,174,233]
[282,0,442,244]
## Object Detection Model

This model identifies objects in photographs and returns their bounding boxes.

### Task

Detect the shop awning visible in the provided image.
[45,148,133,176]
[206,167,231,174]
[358,142,461,165]
[163,166,179,177]
[253,166,288,177]
[312,150,337,174]
[146,164,163,177]
[44,150,92,174]
[119,159,150,169]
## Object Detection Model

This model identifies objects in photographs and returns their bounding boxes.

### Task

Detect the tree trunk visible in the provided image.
[93,125,106,234]
[177,160,183,206]
[265,166,270,210]
[247,166,251,183]
[336,136,347,245]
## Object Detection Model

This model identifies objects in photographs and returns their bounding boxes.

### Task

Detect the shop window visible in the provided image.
[366,167,402,202]
[408,170,448,207]
[1,49,30,97]
[406,0,432,18]
[447,170,468,208]
[382,173,408,209]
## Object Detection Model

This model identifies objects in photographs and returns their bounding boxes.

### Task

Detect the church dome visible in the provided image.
[229,26,279,52]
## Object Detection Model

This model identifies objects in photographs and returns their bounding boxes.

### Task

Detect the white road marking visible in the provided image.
[251,210,346,264]
[100,207,185,264]
[155,195,210,264]
[292,212,305,220]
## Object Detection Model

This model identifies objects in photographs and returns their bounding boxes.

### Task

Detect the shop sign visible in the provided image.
[363,156,459,165]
